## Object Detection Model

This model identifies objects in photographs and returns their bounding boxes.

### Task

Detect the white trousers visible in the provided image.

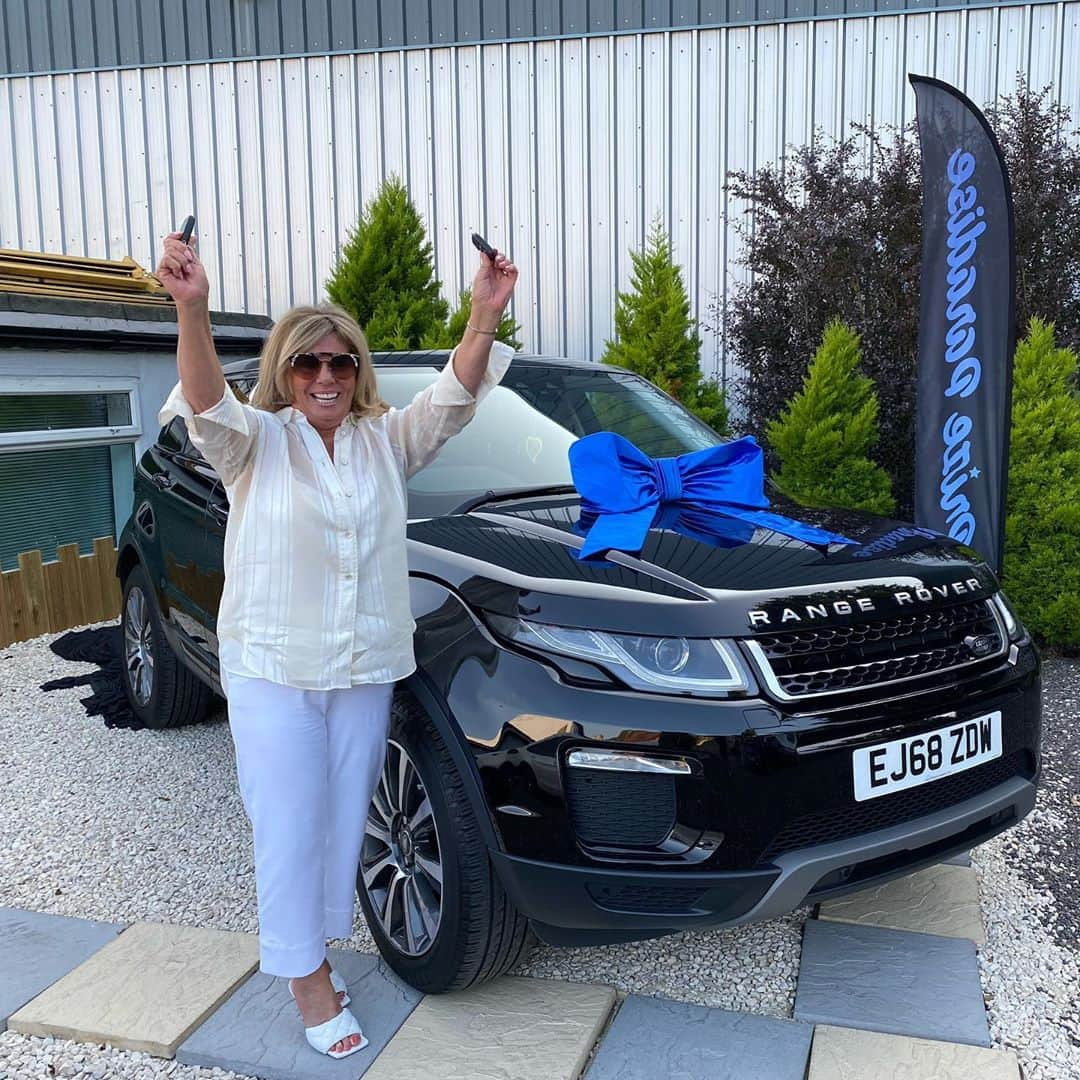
[224,670,395,978]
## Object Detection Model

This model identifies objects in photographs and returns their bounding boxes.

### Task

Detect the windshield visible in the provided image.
[377,363,724,518]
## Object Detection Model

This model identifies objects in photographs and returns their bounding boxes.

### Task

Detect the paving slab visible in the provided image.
[941,850,972,867]
[794,919,990,1047]
[818,864,984,942]
[808,1025,1021,1079]
[363,975,616,1080]
[176,948,423,1079]
[7,920,259,1057]
[584,994,813,1080]
[0,908,124,1031]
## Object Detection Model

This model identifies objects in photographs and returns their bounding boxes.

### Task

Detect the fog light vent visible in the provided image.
[587,882,707,914]
[564,769,676,847]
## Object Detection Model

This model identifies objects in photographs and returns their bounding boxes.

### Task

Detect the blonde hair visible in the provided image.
[249,304,390,420]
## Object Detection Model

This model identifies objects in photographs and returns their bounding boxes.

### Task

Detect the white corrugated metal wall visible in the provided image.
[1,3,1077,385]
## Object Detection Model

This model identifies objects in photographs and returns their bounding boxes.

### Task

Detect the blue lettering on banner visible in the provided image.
[938,149,984,546]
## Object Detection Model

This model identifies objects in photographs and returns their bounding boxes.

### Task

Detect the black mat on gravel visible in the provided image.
[40,625,142,730]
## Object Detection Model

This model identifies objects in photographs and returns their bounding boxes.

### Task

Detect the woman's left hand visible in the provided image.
[470,250,519,328]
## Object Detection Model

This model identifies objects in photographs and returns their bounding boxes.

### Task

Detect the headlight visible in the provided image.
[487,616,753,695]
[991,591,1023,641]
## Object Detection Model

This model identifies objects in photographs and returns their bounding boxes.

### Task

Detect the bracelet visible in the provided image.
[467,321,499,335]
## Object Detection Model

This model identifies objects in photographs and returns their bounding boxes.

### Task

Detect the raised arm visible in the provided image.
[156,231,225,413]
[386,338,516,479]
[386,248,519,478]
[155,230,259,486]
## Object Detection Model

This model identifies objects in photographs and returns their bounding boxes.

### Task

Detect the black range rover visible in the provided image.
[116,349,1041,993]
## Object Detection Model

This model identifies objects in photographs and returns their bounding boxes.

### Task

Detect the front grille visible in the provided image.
[564,769,676,848]
[758,750,1032,864]
[747,599,1005,700]
[586,882,707,914]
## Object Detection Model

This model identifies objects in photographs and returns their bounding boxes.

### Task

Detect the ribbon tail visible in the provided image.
[702,505,857,546]
[573,503,659,560]
[661,507,758,547]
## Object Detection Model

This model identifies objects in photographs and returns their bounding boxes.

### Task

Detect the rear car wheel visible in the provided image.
[357,692,535,993]
[120,563,213,729]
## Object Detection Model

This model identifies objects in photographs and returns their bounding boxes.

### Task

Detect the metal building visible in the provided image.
[1,0,1078,383]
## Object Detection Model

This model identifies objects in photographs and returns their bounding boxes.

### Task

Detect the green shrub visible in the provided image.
[766,320,896,515]
[423,288,522,350]
[1002,318,1080,652]
[718,76,1080,517]
[716,128,921,509]
[326,176,448,348]
[603,217,728,436]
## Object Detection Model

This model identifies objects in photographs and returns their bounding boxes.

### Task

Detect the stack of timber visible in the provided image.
[0,248,172,306]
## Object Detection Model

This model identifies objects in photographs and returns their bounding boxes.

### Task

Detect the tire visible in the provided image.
[119,563,214,729]
[356,691,535,993]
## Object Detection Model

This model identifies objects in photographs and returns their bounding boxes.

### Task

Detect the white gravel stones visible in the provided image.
[973,804,1080,1080]
[2,623,1078,1079]
[513,913,806,1020]
[0,1031,249,1079]
[0,621,802,1075]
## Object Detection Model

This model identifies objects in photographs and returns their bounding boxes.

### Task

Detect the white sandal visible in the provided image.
[300,1004,369,1059]
[287,968,351,1007]
[328,967,351,1006]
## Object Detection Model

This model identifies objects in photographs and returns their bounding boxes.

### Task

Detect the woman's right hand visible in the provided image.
[156,231,209,307]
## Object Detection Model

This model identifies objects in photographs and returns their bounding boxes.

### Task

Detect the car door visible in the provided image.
[202,474,228,665]
[143,418,218,665]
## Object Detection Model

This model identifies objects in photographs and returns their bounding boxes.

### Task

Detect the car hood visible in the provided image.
[405,493,998,638]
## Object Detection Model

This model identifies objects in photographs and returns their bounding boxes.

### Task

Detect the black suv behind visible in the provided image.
[116,350,1041,993]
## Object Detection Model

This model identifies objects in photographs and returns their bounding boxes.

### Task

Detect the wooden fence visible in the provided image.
[0,537,121,648]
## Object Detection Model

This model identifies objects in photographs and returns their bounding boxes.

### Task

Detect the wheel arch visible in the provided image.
[116,537,170,622]
[397,669,507,858]
[116,541,141,588]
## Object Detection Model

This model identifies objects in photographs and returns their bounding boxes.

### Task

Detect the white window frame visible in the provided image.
[0,376,142,452]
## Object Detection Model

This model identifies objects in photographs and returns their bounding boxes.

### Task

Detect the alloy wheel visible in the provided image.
[360,738,443,956]
[123,585,155,706]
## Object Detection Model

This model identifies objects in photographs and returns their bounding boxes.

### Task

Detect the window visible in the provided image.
[374,365,723,518]
[0,380,141,569]
[0,383,139,451]
[0,446,118,569]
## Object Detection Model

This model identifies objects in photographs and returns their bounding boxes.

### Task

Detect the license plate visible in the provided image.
[853,711,1002,802]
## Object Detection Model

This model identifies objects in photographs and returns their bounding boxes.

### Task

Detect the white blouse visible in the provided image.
[158,340,515,691]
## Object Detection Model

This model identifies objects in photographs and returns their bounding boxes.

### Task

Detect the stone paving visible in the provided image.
[0,907,122,1032]
[7,921,259,1056]
[176,948,423,1080]
[794,919,990,1047]
[363,977,615,1080]
[583,995,813,1079]
[0,857,1027,1077]
[807,1025,1021,1079]
[818,862,986,942]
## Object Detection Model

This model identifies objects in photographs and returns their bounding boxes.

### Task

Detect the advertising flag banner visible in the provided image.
[910,75,1016,574]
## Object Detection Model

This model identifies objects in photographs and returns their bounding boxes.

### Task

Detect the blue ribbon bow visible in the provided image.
[568,432,857,560]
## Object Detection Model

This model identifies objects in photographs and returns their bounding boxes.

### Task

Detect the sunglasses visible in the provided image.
[288,352,360,378]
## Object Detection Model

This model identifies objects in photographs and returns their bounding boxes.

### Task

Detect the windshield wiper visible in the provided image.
[451,484,580,515]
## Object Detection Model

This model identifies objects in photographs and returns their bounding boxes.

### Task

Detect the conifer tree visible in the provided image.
[767,320,895,515]
[326,176,448,348]
[424,289,522,350]
[1003,317,1080,650]
[602,217,728,435]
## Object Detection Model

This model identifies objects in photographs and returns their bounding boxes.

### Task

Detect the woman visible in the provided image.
[155,230,518,1059]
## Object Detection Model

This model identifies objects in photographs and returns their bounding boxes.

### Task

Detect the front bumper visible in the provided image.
[434,616,1041,945]
[494,772,1035,946]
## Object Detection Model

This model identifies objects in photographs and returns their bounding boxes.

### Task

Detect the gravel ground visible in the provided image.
[972,654,1080,1080]
[0,623,1076,1079]
[1010,657,1080,951]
